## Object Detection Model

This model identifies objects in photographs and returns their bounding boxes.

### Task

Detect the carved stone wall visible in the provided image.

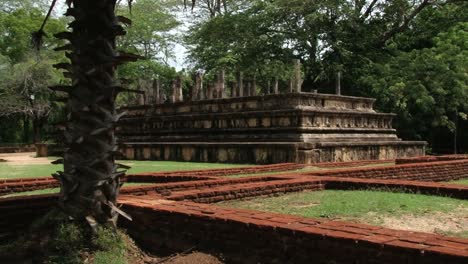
[117,93,426,164]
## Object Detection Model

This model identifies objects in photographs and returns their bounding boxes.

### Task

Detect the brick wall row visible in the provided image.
[121,199,468,264]
[127,163,305,179]
[314,159,394,168]
[0,179,58,196]
[310,159,468,182]
[0,194,57,242]
[396,155,468,165]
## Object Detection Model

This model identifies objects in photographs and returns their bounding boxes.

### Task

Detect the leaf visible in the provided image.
[106,201,132,221]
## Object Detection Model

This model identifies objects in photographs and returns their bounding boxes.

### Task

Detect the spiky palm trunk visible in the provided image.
[52,0,133,228]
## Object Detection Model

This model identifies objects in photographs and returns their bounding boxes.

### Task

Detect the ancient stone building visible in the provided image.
[117,93,426,164]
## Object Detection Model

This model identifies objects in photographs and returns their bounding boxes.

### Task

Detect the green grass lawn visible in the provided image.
[219,190,468,237]
[0,159,247,180]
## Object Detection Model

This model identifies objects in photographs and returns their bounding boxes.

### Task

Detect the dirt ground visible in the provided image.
[0,152,51,165]
[145,252,224,264]
[125,235,224,264]
[378,209,468,235]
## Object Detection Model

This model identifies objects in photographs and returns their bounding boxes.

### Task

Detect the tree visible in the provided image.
[360,23,468,147]
[0,54,61,143]
[44,0,138,229]
[118,0,180,62]
[0,5,67,143]
[0,6,66,63]
[186,0,463,93]
[116,0,180,105]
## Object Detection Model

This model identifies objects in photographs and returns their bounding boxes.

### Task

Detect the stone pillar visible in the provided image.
[194,72,204,100]
[153,79,160,104]
[176,76,183,102]
[170,79,176,103]
[215,70,225,98]
[292,59,302,93]
[251,75,257,96]
[237,71,243,97]
[206,83,213,99]
[230,81,236,97]
[335,71,342,95]
[267,80,271,94]
[274,77,279,94]
[219,69,226,98]
[245,81,251,97]
[137,81,145,105]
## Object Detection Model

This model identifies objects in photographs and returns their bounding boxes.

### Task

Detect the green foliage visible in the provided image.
[118,0,180,60]
[93,227,128,264]
[115,0,180,105]
[0,5,67,143]
[2,210,131,264]
[361,23,468,139]
[0,7,66,63]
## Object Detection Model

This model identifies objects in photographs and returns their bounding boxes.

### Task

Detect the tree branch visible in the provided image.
[379,0,432,45]
[362,0,379,19]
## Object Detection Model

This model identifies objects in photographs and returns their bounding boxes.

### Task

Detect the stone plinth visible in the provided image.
[117,93,426,164]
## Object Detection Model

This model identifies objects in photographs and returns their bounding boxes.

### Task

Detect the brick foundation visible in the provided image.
[120,198,468,264]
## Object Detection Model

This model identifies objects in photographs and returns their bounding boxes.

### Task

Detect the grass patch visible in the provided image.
[0,210,133,263]
[219,190,467,218]
[219,190,468,236]
[0,160,246,180]
[448,178,468,185]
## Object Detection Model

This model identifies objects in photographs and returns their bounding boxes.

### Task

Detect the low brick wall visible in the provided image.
[396,155,468,165]
[322,177,468,200]
[121,199,468,264]
[0,194,57,242]
[0,144,36,153]
[0,178,58,196]
[166,179,324,203]
[127,163,305,181]
[314,159,394,168]
[310,159,468,182]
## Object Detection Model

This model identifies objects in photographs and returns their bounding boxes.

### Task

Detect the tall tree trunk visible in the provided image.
[32,115,41,144]
[52,0,132,228]
[22,114,30,143]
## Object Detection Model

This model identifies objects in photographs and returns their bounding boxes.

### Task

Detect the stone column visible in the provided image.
[230,81,236,97]
[335,71,342,95]
[219,69,226,98]
[194,72,204,100]
[176,76,183,102]
[153,79,160,104]
[137,80,145,105]
[206,83,213,99]
[237,71,243,97]
[274,77,279,94]
[170,79,177,103]
[245,81,251,97]
[292,59,302,93]
[251,75,257,96]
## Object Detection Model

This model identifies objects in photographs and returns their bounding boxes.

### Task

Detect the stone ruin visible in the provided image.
[117,74,426,164]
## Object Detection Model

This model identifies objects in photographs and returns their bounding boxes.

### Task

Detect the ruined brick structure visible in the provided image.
[117,93,426,164]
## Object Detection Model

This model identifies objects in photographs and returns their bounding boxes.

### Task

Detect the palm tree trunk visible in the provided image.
[52,0,132,228]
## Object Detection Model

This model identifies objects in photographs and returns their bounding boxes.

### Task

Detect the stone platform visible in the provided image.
[117,93,426,164]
